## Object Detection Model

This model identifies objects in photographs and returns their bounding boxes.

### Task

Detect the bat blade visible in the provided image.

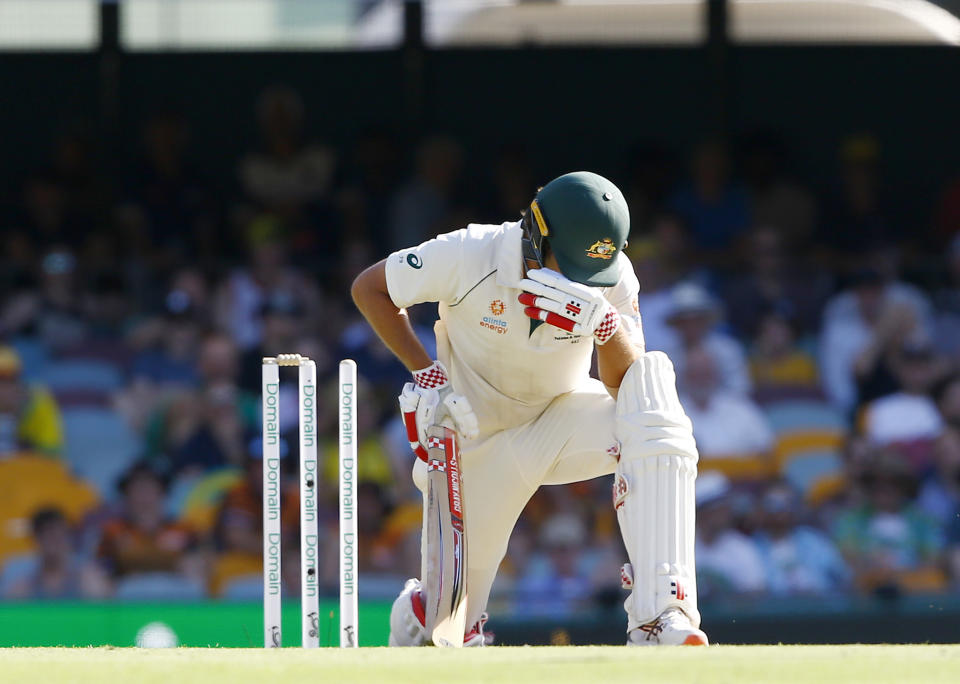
[423,425,468,648]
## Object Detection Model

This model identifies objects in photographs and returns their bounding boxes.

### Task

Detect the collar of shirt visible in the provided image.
[495,220,524,289]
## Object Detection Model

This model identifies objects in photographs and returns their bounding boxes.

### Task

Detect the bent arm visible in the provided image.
[351,260,433,372]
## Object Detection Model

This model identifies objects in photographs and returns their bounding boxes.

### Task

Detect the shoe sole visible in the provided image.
[683,633,709,646]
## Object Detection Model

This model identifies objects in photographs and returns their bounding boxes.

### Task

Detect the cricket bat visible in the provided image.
[423,424,468,647]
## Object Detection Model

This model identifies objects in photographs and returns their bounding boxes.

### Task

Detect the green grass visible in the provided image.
[1,645,958,683]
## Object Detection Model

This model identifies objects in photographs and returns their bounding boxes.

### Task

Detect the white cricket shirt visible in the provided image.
[386,221,643,438]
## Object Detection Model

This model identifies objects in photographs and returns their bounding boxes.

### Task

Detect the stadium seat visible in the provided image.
[764,400,847,435]
[0,554,38,594]
[780,449,844,495]
[175,468,244,534]
[0,456,99,561]
[41,359,124,396]
[61,408,142,496]
[10,337,49,381]
[763,400,847,501]
[115,573,206,601]
[220,575,263,601]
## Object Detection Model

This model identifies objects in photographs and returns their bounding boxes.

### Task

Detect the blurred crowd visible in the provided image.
[2,84,960,618]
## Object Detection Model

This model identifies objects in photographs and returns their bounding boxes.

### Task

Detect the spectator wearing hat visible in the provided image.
[680,346,775,480]
[753,483,851,596]
[1,507,110,599]
[0,346,63,459]
[861,340,947,464]
[97,462,198,580]
[694,472,767,597]
[832,450,946,594]
[663,282,751,397]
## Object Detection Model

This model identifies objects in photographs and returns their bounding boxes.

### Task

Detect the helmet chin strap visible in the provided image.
[520,210,547,269]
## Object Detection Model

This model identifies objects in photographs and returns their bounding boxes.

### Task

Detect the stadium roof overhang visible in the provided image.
[417,0,960,46]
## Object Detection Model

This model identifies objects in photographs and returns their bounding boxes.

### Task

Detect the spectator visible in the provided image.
[629,213,708,353]
[748,305,820,402]
[862,340,945,457]
[144,333,253,475]
[338,125,402,250]
[621,141,675,236]
[723,227,828,339]
[753,483,851,596]
[741,130,817,248]
[916,428,960,528]
[1,508,110,599]
[819,268,931,412]
[935,374,960,431]
[680,346,775,479]
[932,235,960,357]
[664,282,751,396]
[0,346,64,458]
[388,135,469,252]
[0,248,89,351]
[238,291,308,393]
[668,140,750,252]
[97,462,199,580]
[215,221,323,351]
[832,450,946,594]
[209,443,300,597]
[129,289,202,389]
[819,134,898,257]
[120,110,216,260]
[694,472,767,596]
[239,85,336,215]
[514,512,595,617]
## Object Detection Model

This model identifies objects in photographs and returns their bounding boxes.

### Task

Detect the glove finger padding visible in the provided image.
[525,267,597,300]
[443,392,479,440]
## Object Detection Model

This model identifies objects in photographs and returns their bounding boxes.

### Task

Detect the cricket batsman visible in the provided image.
[351,171,707,646]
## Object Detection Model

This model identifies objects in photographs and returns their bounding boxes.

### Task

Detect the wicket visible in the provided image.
[261,354,358,648]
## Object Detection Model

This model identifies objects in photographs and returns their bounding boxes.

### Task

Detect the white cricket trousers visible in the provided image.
[412,378,618,628]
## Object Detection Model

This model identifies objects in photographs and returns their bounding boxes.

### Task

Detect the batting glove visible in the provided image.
[399,361,479,460]
[518,268,621,344]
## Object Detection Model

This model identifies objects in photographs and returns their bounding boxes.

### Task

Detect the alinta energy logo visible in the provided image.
[481,299,508,334]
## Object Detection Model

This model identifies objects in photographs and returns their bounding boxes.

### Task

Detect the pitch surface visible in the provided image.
[2,645,958,683]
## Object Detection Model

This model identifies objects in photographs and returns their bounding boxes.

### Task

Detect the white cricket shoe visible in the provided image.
[627,608,709,646]
[389,578,428,647]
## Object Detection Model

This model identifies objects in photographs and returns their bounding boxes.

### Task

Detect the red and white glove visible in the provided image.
[398,361,479,461]
[518,268,621,345]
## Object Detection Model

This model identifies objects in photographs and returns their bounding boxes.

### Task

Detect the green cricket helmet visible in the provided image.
[521,171,630,287]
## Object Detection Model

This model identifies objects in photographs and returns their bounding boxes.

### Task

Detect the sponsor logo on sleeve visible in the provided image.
[406,253,423,269]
